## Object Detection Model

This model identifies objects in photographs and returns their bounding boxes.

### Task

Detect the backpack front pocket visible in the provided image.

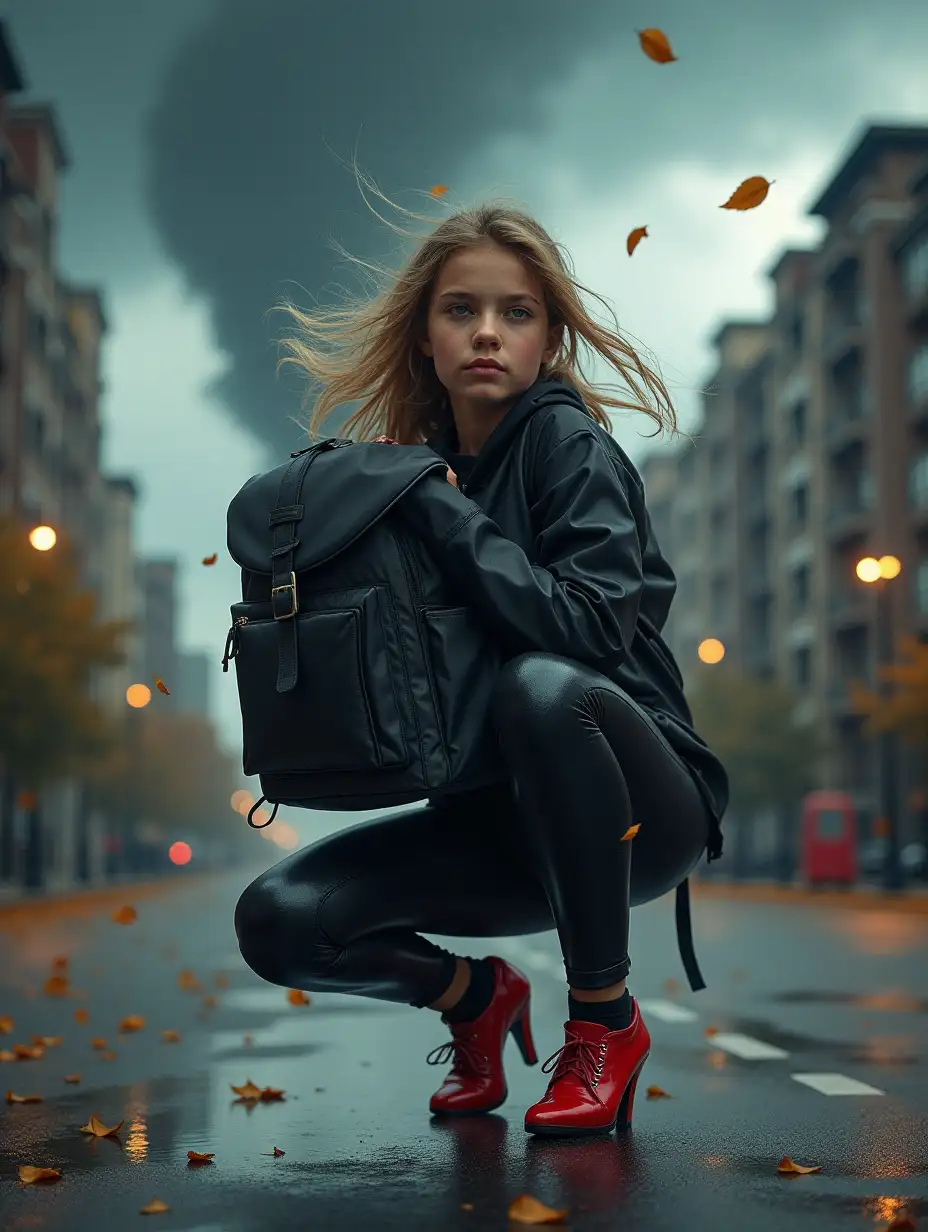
[232,585,409,776]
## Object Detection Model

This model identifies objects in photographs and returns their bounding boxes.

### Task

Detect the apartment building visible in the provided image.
[640,121,928,845]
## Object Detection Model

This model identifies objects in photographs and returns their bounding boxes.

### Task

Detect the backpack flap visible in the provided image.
[225,438,448,694]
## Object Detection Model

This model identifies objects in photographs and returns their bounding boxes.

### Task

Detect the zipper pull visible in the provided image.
[221,616,248,672]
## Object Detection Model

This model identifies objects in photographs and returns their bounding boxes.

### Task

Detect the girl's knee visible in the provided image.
[493,652,593,727]
[234,873,286,982]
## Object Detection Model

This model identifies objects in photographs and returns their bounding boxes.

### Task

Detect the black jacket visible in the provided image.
[396,374,728,858]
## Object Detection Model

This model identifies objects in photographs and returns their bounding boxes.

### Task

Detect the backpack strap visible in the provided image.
[270,438,348,693]
[675,877,707,992]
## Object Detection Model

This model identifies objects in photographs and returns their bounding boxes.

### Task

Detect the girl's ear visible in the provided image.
[543,323,564,364]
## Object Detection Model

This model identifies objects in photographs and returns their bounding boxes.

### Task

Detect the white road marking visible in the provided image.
[791,1073,885,1096]
[707,1033,790,1060]
[636,999,699,1023]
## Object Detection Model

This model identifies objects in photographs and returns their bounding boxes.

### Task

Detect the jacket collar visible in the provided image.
[427,374,590,492]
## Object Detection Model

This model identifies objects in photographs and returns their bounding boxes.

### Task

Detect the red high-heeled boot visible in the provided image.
[426,956,538,1116]
[524,998,651,1136]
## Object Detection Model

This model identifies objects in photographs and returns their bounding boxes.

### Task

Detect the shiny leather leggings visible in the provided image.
[234,652,712,1008]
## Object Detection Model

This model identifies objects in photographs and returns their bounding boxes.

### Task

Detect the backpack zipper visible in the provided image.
[221,615,249,672]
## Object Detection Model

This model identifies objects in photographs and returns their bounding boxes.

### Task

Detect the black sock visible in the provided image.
[568,989,633,1032]
[443,957,496,1023]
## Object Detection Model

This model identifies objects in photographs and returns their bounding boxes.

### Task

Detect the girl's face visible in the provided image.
[419,241,562,435]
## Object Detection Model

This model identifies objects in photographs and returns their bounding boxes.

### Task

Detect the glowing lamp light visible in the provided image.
[856,555,902,583]
[231,789,254,815]
[697,637,725,665]
[29,525,57,551]
[169,841,192,866]
[126,683,152,708]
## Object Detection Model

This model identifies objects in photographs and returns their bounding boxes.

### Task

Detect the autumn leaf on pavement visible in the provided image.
[51,956,68,972]
[161,1030,181,1043]
[259,1087,285,1102]
[704,1026,719,1037]
[112,905,137,925]
[140,1198,170,1215]
[202,995,218,1009]
[178,970,201,992]
[626,227,648,256]
[44,975,69,997]
[720,176,773,211]
[154,676,170,695]
[777,1157,822,1175]
[13,1044,44,1059]
[18,1165,61,1184]
[80,1113,124,1137]
[508,1193,569,1224]
[187,1150,215,1164]
[202,553,218,565]
[646,1085,672,1099]
[213,972,231,989]
[99,1050,118,1062]
[261,1147,286,1156]
[91,1037,107,1049]
[231,1080,263,1102]
[0,1049,15,1061]
[663,978,680,996]
[74,1008,90,1024]
[6,1091,43,1103]
[64,1074,81,1083]
[32,1035,62,1047]
[637,28,677,62]
[0,1016,13,1033]
[119,1015,145,1033]
[287,989,310,1006]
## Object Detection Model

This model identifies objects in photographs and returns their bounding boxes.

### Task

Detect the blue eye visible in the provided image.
[446,304,532,319]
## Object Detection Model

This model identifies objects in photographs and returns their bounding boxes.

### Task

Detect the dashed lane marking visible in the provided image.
[707,1033,790,1060]
[791,1073,885,1096]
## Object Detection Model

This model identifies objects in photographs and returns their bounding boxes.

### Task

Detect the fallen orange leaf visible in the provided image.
[0,1050,15,1062]
[777,1156,822,1175]
[187,1150,215,1164]
[162,1030,182,1043]
[626,226,648,256]
[18,1165,60,1184]
[704,1026,719,1037]
[637,27,677,63]
[620,824,640,841]
[13,1044,44,1060]
[461,1203,474,1212]
[154,676,170,695]
[214,972,231,989]
[0,1016,13,1033]
[64,1074,81,1084]
[508,1193,569,1224]
[261,1146,286,1156]
[32,1035,62,1048]
[243,1034,253,1047]
[80,1113,124,1138]
[99,1051,118,1062]
[179,970,201,992]
[663,978,680,996]
[91,1037,107,1049]
[44,975,69,997]
[287,989,310,1006]
[51,955,69,970]
[720,176,773,211]
[74,1009,90,1024]
[140,1198,170,1215]
[112,905,137,925]
[231,1080,262,1101]
[202,995,218,1009]
[202,553,218,565]
[119,1015,145,1033]
[260,1087,285,1102]
[6,1091,43,1103]
[646,1085,672,1099]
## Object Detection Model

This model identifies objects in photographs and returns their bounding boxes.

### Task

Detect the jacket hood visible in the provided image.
[427,374,592,492]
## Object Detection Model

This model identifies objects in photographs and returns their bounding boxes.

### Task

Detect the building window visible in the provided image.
[790,400,807,445]
[910,452,928,509]
[789,311,804,353]
[790,482,809,530]
[793,645,812,689]
[908,344,928,404]
[915,558,928,615]
[791,563,810,612]
[902,234,928,301]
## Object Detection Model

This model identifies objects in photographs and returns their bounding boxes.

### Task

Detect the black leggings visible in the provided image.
[234,651,713,1008]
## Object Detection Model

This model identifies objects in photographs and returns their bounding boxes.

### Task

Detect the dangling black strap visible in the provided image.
[675,877,706,992]
[247,797,279,829]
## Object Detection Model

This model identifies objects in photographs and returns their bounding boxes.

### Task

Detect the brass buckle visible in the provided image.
[271,571,297,620]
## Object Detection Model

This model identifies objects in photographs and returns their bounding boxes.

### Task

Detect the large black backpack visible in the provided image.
[222,437,506,827]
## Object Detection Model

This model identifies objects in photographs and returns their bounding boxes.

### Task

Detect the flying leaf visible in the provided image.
[626,226,648,255]
[154,676,170,695]
[74,1008,90,1024]
[44,975,69,997]
[646,1085,672,1099]
[202,553,218,565]
[720,177,773,211]
[0,1016,13,1034]
[637,28,677,63]
[430,184,448,197]
[80,1113,124,1137]
[119,1015,145,1033]
[777,1157,822,1175]
[112,905,137,925]
[187,1150,215,1164]
[620,824,640,841]
[288,989,310,1006]
[140,1198,170,1215]
[64,1074,81,1083]
[507,1193,569,1224]
[162,1030,182,1043]
[6,1091,43,1103]
[18,1165,61,1184]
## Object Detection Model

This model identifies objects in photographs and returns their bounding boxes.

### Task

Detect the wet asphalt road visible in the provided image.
[0,859,926,1231]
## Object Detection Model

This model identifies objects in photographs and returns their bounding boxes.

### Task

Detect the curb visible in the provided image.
[0,869,227,922]
[689,877,928,913]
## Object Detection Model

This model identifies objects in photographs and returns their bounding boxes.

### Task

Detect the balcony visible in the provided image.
[826,496,872,543]
[745,484,770,524]
[828,588,870,630]
[824,317,865,367]
[910,391,928,426]
[826,405,870,453]
[745,561,772,596]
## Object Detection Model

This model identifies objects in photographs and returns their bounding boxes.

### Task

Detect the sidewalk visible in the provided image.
[690,873,928,913]
[0,869,229,922]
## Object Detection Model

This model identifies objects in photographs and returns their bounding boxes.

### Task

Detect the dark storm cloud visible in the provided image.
[145,0,928,459]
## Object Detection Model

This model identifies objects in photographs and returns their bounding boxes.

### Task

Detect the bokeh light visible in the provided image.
[697,637,725,664]
[126,683,152,708]
[28,525,57,551]
[169,841,192,866]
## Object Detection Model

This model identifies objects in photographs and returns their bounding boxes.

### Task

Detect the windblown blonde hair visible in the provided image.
[273,158,680,445]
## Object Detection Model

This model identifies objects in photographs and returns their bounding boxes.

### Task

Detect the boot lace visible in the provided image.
[540,1029,606,1104]
[425,1027,490,1077]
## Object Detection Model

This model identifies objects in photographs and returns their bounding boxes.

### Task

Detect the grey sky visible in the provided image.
[3,0,928,780]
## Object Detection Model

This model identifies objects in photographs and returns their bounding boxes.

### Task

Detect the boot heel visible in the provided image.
[509,1001,538,1066]
[617,1054,648,1129]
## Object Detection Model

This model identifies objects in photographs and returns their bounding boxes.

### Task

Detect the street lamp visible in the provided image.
[855,554,904,892]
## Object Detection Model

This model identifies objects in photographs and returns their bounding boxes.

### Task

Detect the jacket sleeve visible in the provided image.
[396,429,643,669]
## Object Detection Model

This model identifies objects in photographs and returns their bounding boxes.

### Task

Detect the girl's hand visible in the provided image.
[446,468,458,488]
